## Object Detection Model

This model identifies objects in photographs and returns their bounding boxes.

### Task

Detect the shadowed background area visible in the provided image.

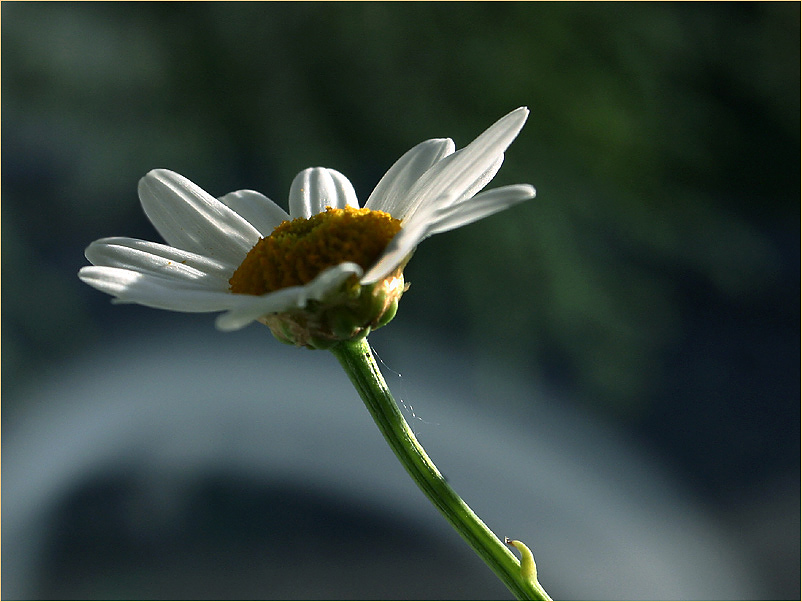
[3,2,799,600]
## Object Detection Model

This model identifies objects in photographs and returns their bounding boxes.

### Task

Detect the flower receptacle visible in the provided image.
[262,268,407,349]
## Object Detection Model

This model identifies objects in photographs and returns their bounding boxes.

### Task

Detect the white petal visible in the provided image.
[79,266,241,312]
[423,184,536,237]
[360,204,438,285]
[395,107,530,223]
[327,169,360,209]
[452,154,505,205]
[289,168,359,219]
[365,138,455,215]
[303,261,363,299]
[214,262,363,331]
[138,169,261,265]
[84,237,234,289]
[214,287,314,331]
[218,189,290,237]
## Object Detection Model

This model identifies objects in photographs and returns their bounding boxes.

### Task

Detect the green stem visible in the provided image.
[330,337,551,601]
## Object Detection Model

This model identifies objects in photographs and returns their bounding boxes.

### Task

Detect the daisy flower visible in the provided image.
[79,107,536,348]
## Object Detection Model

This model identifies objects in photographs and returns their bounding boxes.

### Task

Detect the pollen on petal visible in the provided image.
[229,206,402,296]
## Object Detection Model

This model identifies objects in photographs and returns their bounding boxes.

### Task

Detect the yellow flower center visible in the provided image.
[229,206,402,295]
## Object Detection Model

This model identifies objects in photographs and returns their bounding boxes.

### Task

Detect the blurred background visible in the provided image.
[3,2,799,599]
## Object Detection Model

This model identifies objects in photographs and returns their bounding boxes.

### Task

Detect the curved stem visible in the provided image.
[330,337,551,601]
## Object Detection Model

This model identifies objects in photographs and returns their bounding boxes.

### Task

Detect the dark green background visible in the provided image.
[3,1,799,598]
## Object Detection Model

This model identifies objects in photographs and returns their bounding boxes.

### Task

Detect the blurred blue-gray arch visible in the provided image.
[4,326,756,599]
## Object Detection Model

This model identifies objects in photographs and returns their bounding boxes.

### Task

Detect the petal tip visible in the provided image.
[506,106,530,127]
[513,106,530,119]
[139,168,174,186]
[525,184,537,199]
